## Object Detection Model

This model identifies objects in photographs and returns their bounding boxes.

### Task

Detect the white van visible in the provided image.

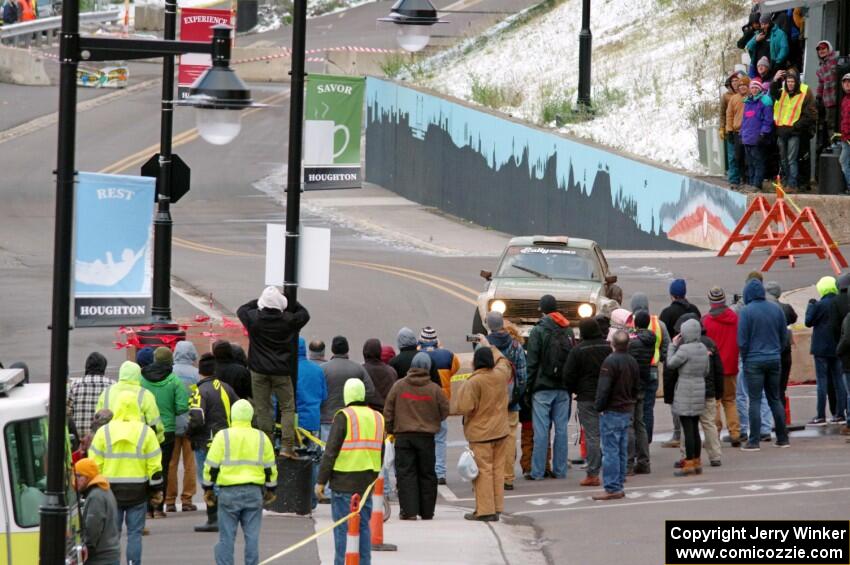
[0,368,84,565]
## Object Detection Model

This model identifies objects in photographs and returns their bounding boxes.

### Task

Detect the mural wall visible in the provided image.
[364,78,747,251]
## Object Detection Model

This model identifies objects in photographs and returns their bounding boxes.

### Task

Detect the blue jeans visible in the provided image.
[743,359,788,446]
[736,362,773,436]
[321,424,333,497]
[745,144,765,188]
[303,431,322,509]
[531,390,570,479]
[643,368,659,443]
[434,419,448,479]
[115,502,146,565]
[600,411,631,493]
[815,356,847,420]
[215,484,263,565]
[777,135,801,188]
[726,137,741,184]
[839,140,850,188]
[332,492,372,565]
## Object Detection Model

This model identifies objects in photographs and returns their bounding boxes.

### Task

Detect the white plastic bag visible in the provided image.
[383,439,395,471]
[457,447,479,482]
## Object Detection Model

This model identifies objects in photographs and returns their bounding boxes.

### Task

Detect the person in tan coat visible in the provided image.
[455,339,511,522]
[725,75,750,189]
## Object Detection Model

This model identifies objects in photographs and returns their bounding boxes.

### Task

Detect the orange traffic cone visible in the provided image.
[370,476,397,551]
[345,494,362,565]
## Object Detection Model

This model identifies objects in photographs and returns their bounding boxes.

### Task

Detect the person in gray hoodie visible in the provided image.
[166,340,199,512]
[666,319,708,476]
[629,293,670,445]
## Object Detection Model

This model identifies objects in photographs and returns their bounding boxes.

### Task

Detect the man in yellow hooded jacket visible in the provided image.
[203,399,277,565]
[89,390,163,565]
[96,360,165,443]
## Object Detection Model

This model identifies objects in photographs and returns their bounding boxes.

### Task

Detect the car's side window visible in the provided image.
[4,417,48,527]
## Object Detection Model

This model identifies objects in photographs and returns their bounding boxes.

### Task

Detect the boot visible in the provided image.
[673,459,696,477]
[194,506,218,532]
[693,458,703,475]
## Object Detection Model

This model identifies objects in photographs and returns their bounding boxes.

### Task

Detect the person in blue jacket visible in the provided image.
[738,278,790,451]
[805,276,848,426]
[296,337,328,508]
[746,14,789,76]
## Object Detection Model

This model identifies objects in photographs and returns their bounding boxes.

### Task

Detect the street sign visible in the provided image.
[141,153,191,203]
[177,7,233,99]
[265,224,331,291]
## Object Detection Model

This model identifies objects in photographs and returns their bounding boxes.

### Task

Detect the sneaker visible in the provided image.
[710,460,722,467]
[194,522,218,532]
[504,483,514,491]
[437,477,447,485]
[774,441,790,448]
[829,416,845,424]
[579,475,600,487]
[154,510,167,518]
[740,444,761,452]
[633,464,651,475]
[673,458,686,469]
[661,438,680,448]
[464,512,498,522]
[165,504,177,513]
[182,503,198,512]
[809,417,828,427]
[760,433,772,442]
[592,491,625,501]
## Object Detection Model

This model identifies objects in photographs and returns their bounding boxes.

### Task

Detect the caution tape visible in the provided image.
[258,476,379,564]
[295,427,325,448]
[774,178,802,214]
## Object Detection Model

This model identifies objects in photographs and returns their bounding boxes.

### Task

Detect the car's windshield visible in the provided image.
[496,246,600,280]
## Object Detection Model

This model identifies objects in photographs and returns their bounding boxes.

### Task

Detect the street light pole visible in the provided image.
[576,0,592,108]
[283,0,306,386]
[151,0,178,322]
[39,0,79,557]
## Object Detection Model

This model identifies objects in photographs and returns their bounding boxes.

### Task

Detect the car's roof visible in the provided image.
[506,235,596,250]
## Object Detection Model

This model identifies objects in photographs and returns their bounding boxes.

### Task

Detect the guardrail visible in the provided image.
[0,9,121,48]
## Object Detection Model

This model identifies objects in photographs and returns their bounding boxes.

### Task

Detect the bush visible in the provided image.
[469,75,524,109]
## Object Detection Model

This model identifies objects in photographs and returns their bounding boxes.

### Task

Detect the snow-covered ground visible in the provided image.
[421,0,749,173]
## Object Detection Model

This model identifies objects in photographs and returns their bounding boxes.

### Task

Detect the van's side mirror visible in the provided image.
[480,270,492,281]
[605,274,618,285]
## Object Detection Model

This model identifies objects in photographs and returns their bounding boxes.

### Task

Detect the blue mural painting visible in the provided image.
[364,77,747,250]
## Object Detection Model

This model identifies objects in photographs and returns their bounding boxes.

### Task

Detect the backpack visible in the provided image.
[3,1,18,24]
[543,325,574,385]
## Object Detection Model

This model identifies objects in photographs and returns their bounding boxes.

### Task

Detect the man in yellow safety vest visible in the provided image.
[316,378,385,565]
[89,390,163,565]
[96,360,165,443]
[771,68,817,190]
[203,399,277,565]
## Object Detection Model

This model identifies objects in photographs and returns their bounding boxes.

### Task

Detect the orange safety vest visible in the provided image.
[19,0,34,21]
[773,83,809,127]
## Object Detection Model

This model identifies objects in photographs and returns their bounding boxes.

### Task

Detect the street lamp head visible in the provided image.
[177,25,264,145]
[378,0,446,53]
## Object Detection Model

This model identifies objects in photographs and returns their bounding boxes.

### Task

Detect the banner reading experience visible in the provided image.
[74,172,156,327]
[177,7,232,99]
[304,74,365,190]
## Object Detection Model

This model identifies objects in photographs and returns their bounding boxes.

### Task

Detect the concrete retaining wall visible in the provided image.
[135,4,164,31]
[0,45,49,85]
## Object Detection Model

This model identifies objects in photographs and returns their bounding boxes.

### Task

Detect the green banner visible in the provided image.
[303,74,365,190]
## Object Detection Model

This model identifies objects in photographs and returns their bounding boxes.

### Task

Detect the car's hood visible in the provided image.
[492,277,602,301]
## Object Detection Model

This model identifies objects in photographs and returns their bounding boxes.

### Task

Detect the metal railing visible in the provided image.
[0,9,121,47]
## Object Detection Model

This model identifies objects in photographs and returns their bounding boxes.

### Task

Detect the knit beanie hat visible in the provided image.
[749,77,763,91]
[198,352,216,377]
[539,294,558,314]
[838,272,850,291]
[485,311,504,331]
[759,12,772,24]
[669,279,687,298]
[765,281,782,299]
[708,286,726,305]
[634,310,650,329]
[154,346,173,365]
[136,346,155,368]
[396,327,418,349]
[419,326,438,345]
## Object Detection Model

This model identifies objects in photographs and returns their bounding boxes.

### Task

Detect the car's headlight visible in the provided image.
[490,300,507,313]
[578,303,594,318]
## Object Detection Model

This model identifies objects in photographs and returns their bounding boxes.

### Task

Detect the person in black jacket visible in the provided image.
[659,278,701,448]
[237,286,310,457]
[593,331,640,501]
[835,288,850,437]
[212,340,252,401]
[627,311,654,474]
[765,281,798,407]
[388,327,440,384]
[564,318,611,486]
[188,353,238,532]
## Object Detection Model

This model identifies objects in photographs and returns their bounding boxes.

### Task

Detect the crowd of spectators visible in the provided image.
[2,0,36,25]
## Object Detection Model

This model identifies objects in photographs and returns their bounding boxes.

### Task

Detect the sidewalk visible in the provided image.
[311,501,546,565]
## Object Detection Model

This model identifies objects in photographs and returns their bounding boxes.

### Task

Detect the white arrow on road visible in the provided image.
[649,489,679,499]
[768,482,797,491]
[803,481,831,488]
[527,498,551,506]
[741,485,765,491]
[556,496,585,506]
[683,488,713,496]
[625,491,646,499]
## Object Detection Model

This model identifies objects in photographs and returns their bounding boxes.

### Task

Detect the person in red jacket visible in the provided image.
[838,73,850,193]
[702,287,742,446]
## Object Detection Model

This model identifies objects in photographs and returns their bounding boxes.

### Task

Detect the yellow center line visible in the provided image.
[335,259,480,296]
[173,236,261,257]
[334,261,477,305]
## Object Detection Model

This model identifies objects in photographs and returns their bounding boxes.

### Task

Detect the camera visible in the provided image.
[466,334,481,343]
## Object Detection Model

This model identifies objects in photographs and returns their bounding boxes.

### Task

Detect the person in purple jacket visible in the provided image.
[740,77,774,192]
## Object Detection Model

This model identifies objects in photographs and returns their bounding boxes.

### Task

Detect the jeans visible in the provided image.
[726,137,741,184]
[116,502,146,565]
[839,140,850,188]
[600,411,631,493]
[643,369,659,443]
[577,401,602,476]
[845,374,850,426]
[777,134,801,188]
[303,431,322,509]
[251,371,296,451]
[332,492,372,565]
[736,363,773,436]
[531,390,570,479]
[215,484,263,565]
[627,393,649,469]
[743,359,788,446]
[745,144,765,188]
[814,356,847,420]
[434,419,448,479]
[321,424,333,497]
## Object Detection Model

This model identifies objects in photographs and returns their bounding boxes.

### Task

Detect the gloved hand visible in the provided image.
[719,128,726,141]
[315,483,327,502]
[263,489,277,505]
[149,491,163,506]
[203,489,217,508]
[809,298,817,305]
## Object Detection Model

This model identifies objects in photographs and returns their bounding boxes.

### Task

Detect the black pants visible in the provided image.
[680,416,701,460]
[155,435,175,511]
[394,433,437,519]
[780,347,792,407]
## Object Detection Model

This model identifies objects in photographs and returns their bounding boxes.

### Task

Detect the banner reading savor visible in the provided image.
[304,74,365,190]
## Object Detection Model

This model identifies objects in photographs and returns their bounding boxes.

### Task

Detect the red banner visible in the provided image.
[177,7,233,99]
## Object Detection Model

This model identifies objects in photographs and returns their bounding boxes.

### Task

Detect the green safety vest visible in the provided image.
[333,406,384,473]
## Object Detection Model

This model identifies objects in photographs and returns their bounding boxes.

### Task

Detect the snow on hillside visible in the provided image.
[421,0,748,173]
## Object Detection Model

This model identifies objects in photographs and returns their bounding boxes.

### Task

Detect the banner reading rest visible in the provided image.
[304,74,365,190]
[74,172,156,327]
